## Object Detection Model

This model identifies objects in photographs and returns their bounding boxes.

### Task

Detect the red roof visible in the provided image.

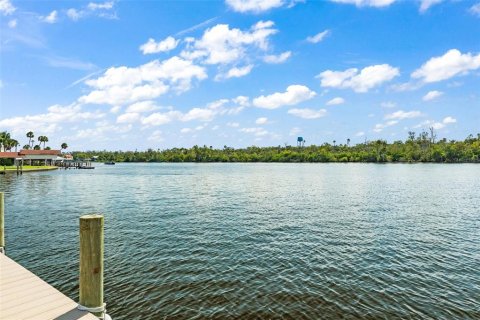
[18,150,61,156]
[0,152,20,159]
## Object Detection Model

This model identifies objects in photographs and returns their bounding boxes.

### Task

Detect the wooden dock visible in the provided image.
[0,192,108,320]
[0,253,97,320]
[57,161,94,170]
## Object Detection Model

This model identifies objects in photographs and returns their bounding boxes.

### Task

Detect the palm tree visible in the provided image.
[11,139,19,152]
[23,144,30,150]
[347,138,350,147]
[43,136,49,149]
[0,131,10,152]
[33,145,41,150]
[26,131,34,148]
[333,140,336,147]
[61,143,68,151]
[38,136,49,149]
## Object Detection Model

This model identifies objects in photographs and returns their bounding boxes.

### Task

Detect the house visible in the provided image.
[0,150,62,166]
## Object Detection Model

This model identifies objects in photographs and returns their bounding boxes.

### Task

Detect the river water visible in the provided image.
[1,163,479,319]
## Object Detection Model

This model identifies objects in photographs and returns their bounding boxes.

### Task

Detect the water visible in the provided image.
[1,163,479,319]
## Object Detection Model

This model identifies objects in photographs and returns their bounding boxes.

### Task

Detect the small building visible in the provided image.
[0,150,62,166]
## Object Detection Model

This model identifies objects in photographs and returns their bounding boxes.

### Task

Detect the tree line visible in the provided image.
[0,131,68,152]
[72,132,480,163]
[0,131,68,165]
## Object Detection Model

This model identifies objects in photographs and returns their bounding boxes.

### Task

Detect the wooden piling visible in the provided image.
[79,214,104,317]
[0,192,4,253]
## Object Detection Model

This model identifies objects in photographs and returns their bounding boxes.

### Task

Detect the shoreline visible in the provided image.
[1,166,59,174]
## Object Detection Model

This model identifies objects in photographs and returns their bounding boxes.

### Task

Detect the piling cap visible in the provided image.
[80,214,104,220]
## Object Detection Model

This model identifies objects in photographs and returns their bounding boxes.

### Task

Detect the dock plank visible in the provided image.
[0,254,97,320]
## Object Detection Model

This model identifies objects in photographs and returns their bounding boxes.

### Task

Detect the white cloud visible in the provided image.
[232,95,250,106]
[7,19,16,28]
[306,30,330,43]
[42,10,58,23]
[263,51,291,64]
[0,104,105,136]
[330,0,396,7]
[373,120,398,132]
[419,0,443,13]
[240,127,269,136]
[288,108,327,119]
[227,122,240,127]
[141,111,183,126]
[317,64,399,92]
[411,49,480,83]
[148,130,164,142]
[181,20,277,65]
[470,3,480,16]
[414,116,456,130]
[110,106,121,113]
[80,82,169,106]
[443,116,456,124]
[355,131,365,137]
[422,90,443,101]
[138,96,247,127]
[326,97,345,106]
[225,0,285,13]
[381,101,396,108]
[140,36,180,54]
[255,117,268,125]
[390,81,422,92]
[117,112,141,124]
[181,107,216,122]
[385,110,422,120]
[67,8,82,21]
[67,2,115,21]
[88,1,114,10]
[73,123,132,142]
[253,85,316,109]
[216,64,253,80]
[126,101,160,113]
[289,127,301,136]
[79,56,207,105]
[0,0,15,15]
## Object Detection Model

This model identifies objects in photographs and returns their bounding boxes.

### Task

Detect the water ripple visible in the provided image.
[1,163,479,319]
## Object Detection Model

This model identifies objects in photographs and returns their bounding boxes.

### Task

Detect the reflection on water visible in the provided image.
[1,163,479,319]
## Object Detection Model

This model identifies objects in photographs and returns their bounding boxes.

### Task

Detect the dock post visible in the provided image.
[78,214,110,319]
[0,192,4,254]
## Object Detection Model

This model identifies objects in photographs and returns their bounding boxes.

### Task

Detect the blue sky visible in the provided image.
[0,0,479,150]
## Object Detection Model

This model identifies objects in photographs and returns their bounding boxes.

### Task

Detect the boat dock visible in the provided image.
[58,161,94,169]
[0,254,97,320]
[0,192,109,320]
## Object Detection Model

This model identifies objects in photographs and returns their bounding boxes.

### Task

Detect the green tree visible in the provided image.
[0,131,10,152]
[10,139,19,152]
[26,131,34,148]
[38,136,49,149]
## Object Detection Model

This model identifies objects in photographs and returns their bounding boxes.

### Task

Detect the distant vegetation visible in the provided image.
[73,132,480,163]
